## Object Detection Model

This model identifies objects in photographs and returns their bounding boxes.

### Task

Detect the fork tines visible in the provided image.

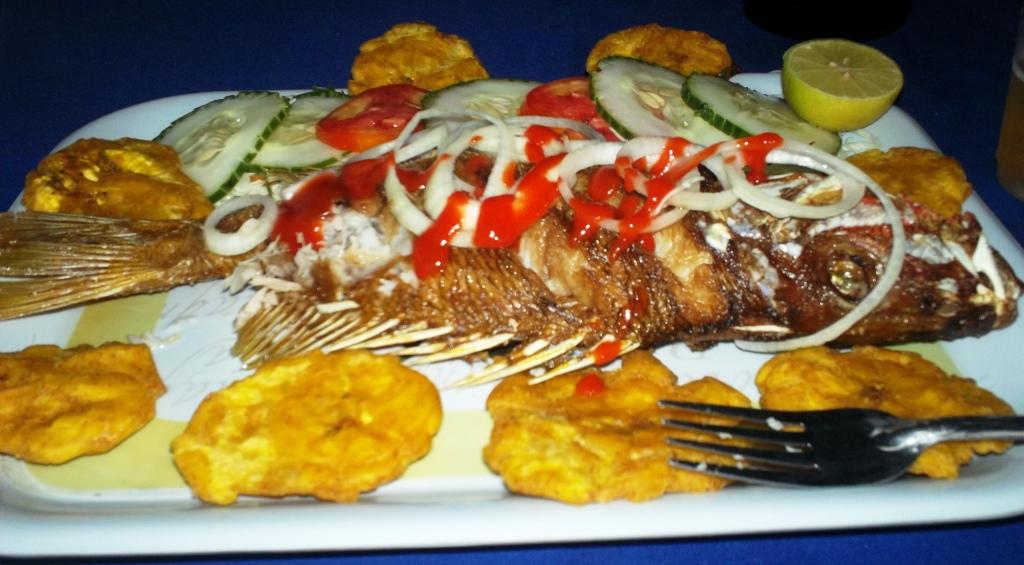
[659,400,822,486]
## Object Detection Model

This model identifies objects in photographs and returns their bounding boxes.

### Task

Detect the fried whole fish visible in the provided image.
[228,184,1018,384]
[1,129,1019,383]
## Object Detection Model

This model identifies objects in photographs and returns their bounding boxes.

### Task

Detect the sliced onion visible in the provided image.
[735,157,906,353]
[450,199,482,248]
[478,113,517,198]
[346,121,447,165]
[424,126,498,217]
[622,206,689,233]
[727,164,864,219]
[203,195,278,256]
[665,184,738,212]
[556,141,621,203]
[384,162,432,235]
[388,109,455,161]
[618,137,717,179]
[617,136,680,167]
[617,139,738,214]
[565,138,604,152]
[396,125,448,162]
[343,140,397,164]
[473,128,565,163]
[972,234,1006,301]
[439,118,489,151]
[385,110,484,234]
[727,141,867,219]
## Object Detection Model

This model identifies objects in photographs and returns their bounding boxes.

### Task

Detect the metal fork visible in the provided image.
[659,400,1024,486]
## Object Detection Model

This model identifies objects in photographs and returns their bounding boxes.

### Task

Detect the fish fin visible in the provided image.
[450,332,587,387]
[0,212,235,319]
[0,269,163,320]
[405,332,515,365]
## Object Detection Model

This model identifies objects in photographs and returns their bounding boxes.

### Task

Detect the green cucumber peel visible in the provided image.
[207,102,288,202]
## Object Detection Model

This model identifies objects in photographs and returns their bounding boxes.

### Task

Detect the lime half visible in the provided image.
[781,39,904,132]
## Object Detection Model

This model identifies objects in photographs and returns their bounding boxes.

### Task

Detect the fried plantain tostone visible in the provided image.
[171,350,442,505]
[23,138,213,221]
[0,343,166,464]
[483,350,751,504]
[847,147,972,218]
[757,346,1014,479]
[348,22,489,95]
[585,24,734,77]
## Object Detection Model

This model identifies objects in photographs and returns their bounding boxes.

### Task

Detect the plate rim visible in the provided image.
[3,73,1024,557]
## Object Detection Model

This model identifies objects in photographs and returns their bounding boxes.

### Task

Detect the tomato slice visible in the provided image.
[518,77,619,141]
[316,84,428,152]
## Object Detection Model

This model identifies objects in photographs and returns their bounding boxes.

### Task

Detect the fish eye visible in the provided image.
[828,256,870,300]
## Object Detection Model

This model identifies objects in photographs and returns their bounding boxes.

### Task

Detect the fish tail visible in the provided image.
[0,212,236,320]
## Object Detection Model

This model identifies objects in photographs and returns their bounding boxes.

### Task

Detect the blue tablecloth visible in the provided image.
[2,1,1023,563]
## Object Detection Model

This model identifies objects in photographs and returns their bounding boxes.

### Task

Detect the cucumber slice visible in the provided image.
[157,91,288,201]
[682,73,841,154]
[590,57,730,145]
[422,79,540,118]
[230,168,316,202]
[252,88,349,170]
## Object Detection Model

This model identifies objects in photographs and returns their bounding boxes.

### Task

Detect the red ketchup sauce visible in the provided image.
[736,132,783,184]
[523,125,561,164]
[590,339,622,366]
[574,372,606,397]
[567,166,618,246]
[587,165,623,201]
[501,162,517,189]
[571,134,782,259]
[271,155,430,254]
[568,198,616,245]
[648,137,689,176]
[271,171,352,254]
[578,138,699,257]
[413,191,470,279]
[473,154,565,248]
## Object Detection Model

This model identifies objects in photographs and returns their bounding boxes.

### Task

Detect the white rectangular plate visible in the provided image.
[2,74,1024,558]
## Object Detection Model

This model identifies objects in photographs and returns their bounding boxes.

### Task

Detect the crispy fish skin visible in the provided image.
[0,343,165,464]
[483,351,751,504]
[756,346,1015,479]
[171,350,441,505]
[348,22,489,95]
[345,243,588,344]
[22,138,213,221]
[519,210,738,344]
[847,147,973,218]
[585,24,734,77]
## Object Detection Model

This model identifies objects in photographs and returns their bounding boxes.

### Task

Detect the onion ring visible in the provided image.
[203,195,278,256]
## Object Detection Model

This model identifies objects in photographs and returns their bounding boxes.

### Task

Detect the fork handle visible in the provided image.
[898,415,1024,446]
